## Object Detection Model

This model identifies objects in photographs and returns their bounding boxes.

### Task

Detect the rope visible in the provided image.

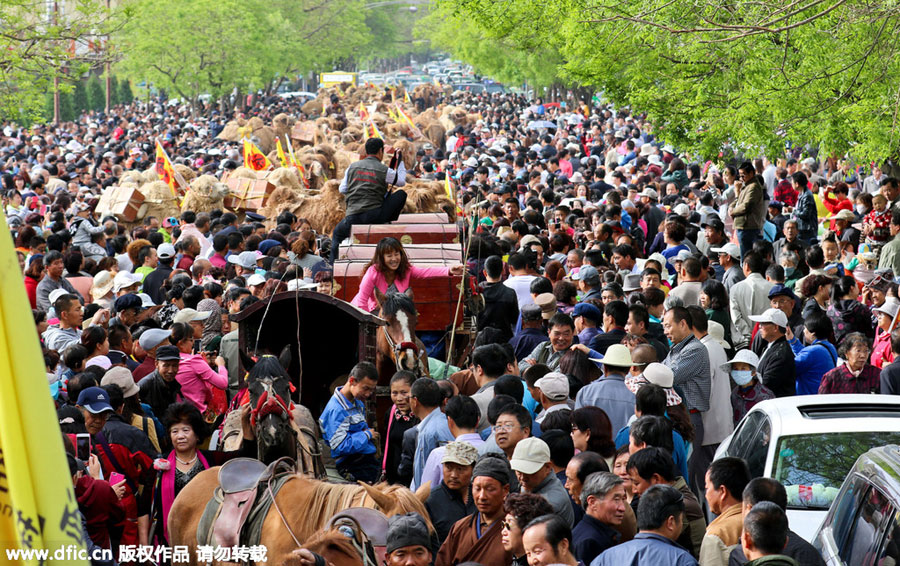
[443,208,477,378]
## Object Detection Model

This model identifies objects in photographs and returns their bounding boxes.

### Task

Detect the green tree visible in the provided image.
[119,78,134,105]
[59,90,76,123]
[263,0,372,90]
[431,0,900,161]
[0,0,125,123]
[116,0,273,112]
[87,75,105,111]
[72,80,89,116]
[109,75,120,106]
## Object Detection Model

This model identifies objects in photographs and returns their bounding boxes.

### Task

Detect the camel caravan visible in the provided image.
[97,83,478,236]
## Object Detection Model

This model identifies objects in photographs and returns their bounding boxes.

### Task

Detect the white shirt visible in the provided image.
[699,334,734,446]
[504,275,539,309]
[729,272,774,348]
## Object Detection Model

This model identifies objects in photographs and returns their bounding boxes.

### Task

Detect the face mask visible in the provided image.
[784,266,796,278]
[856,204,866,214]
[732,370,754,386]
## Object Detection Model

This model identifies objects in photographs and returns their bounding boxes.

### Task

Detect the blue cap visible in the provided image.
[572,265,600,285]
[245,212,265,222]
[114,293,143,312]
[76,386,114,414]
[573,302,603,323]
[768,284,797,302]
[258,239,281,254]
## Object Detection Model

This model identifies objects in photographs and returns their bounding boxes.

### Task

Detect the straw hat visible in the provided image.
[90,271,115,301]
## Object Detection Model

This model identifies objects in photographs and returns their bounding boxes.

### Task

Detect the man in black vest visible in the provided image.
[330,137,407,262]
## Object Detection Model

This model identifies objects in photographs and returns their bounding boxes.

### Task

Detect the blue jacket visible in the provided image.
[412,409,454,489]
[319,387,375,463]
[592,533,698,566]
[789,338,837,395]
[615,424,689,481]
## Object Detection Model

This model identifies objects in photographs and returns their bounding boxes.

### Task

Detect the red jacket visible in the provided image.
[75,474,126,549]
[24,275,39,309]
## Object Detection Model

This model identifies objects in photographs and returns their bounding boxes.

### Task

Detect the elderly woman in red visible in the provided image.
[819,332,881,394]
[351,237,464,312]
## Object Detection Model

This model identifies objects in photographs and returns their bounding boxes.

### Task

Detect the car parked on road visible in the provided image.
[714,395,900,542]
[813,444,900,565]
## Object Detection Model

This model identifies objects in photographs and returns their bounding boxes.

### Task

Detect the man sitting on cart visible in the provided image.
[330,138,408,262]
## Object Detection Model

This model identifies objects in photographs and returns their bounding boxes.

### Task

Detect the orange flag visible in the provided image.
[155,140,185,199]
[243,139,273,171]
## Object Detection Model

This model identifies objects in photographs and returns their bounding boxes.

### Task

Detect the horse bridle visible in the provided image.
[249,376,293,427]
[381,325,425,376]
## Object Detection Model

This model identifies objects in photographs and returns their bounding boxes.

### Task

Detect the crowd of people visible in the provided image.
[7,84,900,566]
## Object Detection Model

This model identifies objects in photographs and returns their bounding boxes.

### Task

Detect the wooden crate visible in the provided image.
[332,259,466,332]
[96,186,145,222]
[224,177,276,212]
[338,243,462,262]
[350,223,459,245]
[394,212,453,224]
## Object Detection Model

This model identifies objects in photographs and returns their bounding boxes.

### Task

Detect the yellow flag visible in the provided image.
[243,139,273,171]
[368,121,383,140]
[285,138,309,189]
[0,208,90,565]
[396,107,416,130]
[155,140,186,199]
[275,138,289,168]
[445,174,462,216]
[404,89,411,104]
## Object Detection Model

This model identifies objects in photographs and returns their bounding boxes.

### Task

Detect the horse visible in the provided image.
[374,288,430,382]
[219,346,326,477]
[168,469,431,566]
[284,530,366,566]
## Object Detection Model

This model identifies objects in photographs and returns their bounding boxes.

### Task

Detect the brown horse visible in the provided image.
[283,530,366,566]
[168,468,431,566]
[374,288,429,382]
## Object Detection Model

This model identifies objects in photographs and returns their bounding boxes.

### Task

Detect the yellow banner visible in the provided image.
[0,208,90,565]
[275,138,289,168]
[243,139,273,171]
[154,140,185,200]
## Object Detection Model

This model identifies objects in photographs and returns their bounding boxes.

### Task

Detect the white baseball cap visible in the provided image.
[172,308,212,325]
[534,372,569,401]
[509,437,551,475]
[711,243,741,260]
[749,307,789,328]
[113,271,143,293]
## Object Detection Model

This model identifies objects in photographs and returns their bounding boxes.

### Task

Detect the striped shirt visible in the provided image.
[664,335,711,412]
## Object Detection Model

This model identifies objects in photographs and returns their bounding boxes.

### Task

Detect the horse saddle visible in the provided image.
[326,507,389,566]
[199,457,295,550]
[326,507,389,547]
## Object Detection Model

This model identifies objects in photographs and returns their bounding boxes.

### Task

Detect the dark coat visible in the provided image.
[755,336,796,397]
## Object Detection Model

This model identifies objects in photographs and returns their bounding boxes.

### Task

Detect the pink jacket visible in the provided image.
[175,352,228,412]
[872,327,894,369]
[351,264,450,312]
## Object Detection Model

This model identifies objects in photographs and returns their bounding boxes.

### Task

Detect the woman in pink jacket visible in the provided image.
[351,237,465,312]
[871,299,899,369]
[169,321,228,413]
